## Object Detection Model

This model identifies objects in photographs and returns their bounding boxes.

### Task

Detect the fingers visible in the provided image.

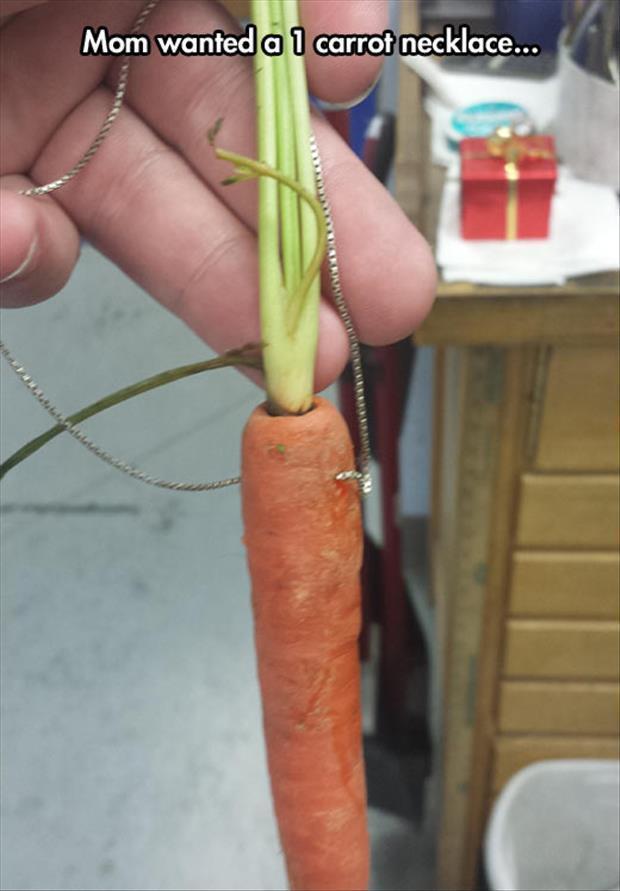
[112,0,435,345]
[0,0,385,173]
[311,118,437,345]
[0,177,80,307]
[300,0,388,104]
[0,0,142,172]
[27,89,350,390]
[0,0,47,19]
[3,0,435,381]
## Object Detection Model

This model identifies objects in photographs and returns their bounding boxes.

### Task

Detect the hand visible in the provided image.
[0,0,435,389]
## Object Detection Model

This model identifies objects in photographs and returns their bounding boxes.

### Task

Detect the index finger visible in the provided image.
[300,0,388,104]
[1,0,387,105]
[0,0,47,17]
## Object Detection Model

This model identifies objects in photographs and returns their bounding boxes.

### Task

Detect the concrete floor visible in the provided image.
[1,246,435,891]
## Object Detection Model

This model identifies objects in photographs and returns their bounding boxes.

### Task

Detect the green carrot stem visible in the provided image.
[252,0,287,412]
[215,148,325,332]
[251,0,321,415]
[280,0,318,266]
[273,1,302,295]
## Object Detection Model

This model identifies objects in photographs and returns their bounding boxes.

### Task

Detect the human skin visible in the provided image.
[0,0,436,390]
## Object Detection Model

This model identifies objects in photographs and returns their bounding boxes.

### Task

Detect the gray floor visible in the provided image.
[1,247,435,891]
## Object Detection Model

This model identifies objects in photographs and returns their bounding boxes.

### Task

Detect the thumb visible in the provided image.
[1,178,80,307]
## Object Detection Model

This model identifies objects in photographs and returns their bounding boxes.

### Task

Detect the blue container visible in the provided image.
[348,87,377,159]
[495,0,564,52]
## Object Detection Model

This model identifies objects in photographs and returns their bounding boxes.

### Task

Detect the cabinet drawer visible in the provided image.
[516,475,620,549]
[535,347,620,471]
[510,552,620,619]
[492,735,620,792]
[503,619,620,680]
[498,680,620,735]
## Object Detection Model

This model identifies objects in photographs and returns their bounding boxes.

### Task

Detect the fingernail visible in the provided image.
[0,236,38,285]
[316,74,381,112]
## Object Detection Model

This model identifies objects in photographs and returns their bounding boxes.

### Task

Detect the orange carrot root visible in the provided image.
[241,396,369,891]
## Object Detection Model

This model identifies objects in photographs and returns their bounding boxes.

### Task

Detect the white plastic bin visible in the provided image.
[485,759,620,891]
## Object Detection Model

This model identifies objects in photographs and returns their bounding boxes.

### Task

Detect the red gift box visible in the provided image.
[460,134,557,240]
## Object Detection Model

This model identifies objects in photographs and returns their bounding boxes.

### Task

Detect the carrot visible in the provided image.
[242,396,369,891]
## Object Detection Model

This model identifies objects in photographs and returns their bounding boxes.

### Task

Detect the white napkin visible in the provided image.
[436,165,620,286]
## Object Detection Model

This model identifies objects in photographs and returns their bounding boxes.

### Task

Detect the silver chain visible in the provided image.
[1,0,371,496]
[0,340,241,491]
[310,136,371,496]
[19,0,161,198]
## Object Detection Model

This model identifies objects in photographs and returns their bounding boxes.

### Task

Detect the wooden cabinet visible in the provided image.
[534,346,620,471]
[498,681,620,735]
[417,343,619,891]
[395,5,620,887]
[509,552,620,620]
[422,342,620,891]
[516,474,620,549]
[503,620,620,680]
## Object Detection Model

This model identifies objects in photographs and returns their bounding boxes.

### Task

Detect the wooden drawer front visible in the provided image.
[535,347,620,471]
[492,736,620,792]
[503,619,620,680]
[510,552,620,619]
[516,475,620,549]
[498,681,620,735]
